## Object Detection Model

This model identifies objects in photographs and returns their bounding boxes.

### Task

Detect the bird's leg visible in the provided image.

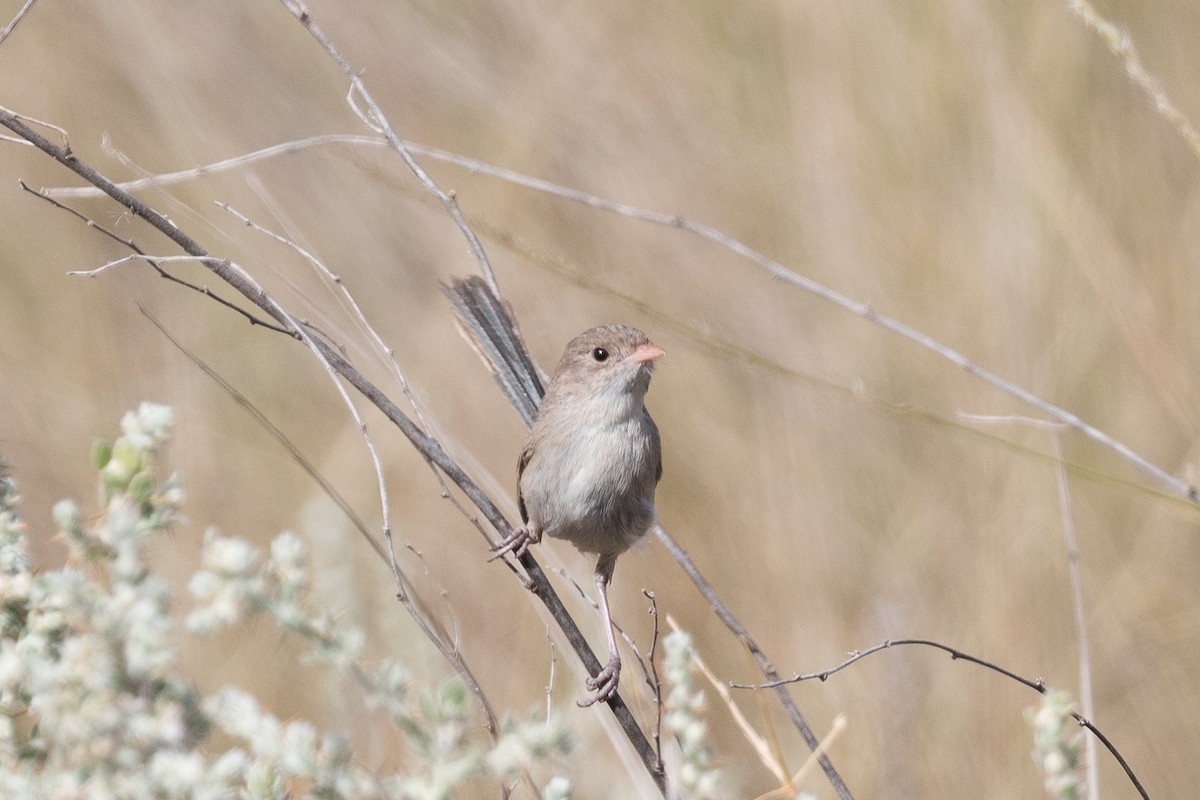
[580,556,621,707]
[489,526,540,561]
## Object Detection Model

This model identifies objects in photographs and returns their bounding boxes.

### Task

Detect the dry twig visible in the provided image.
[732,638,1147,800]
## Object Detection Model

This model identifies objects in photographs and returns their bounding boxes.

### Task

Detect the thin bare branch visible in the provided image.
[642,590,663,774]
[68,252,215,277]
[0,0,37,46]
[732,638,1148,800]
[542,628,558,723]
[276,0,500,296]
[1,107,66,143]
[22,178,138,248]
[42,135,386,198]
[19,180,293,334]
[1068,0,1200,161]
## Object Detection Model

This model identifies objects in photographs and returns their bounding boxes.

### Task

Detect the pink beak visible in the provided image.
[628,342,665,364]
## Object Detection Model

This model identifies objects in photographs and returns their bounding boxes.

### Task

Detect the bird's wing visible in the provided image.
[648,410,663,484]
[517,442,534,524]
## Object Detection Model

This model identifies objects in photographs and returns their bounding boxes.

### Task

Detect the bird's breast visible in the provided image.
[521,414,657,556]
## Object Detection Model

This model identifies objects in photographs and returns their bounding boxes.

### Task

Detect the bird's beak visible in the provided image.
[628,342,665,364]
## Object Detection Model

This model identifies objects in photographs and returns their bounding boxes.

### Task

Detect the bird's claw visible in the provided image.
[489,527,535,561]
[578,655,621,707]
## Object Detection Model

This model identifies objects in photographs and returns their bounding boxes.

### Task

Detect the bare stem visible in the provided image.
[732,637,1147,800]
[277,0,500,296]
[0,0,38,48]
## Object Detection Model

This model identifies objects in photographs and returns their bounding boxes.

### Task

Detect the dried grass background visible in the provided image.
[1,0,1199,797]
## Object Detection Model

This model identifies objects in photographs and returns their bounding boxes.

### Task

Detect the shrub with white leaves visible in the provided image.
[0,404,571,799]
[662,629,720,799]
[1027,689,1085,800]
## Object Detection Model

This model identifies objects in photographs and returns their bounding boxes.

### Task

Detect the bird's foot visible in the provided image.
[579,654,621,707]
[489,527,537,561]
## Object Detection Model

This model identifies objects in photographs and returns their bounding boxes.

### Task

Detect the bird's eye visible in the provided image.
[592,347,609,362]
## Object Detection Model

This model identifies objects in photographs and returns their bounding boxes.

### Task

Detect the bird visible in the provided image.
[443,276,663,706]
[494,324,663,705]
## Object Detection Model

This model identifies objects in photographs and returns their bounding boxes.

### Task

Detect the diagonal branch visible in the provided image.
[0,0,37,48]
[19,180,292,334]
[277,0,500,297]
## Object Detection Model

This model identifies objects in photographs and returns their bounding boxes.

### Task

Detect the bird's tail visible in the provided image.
[441,276,545,428]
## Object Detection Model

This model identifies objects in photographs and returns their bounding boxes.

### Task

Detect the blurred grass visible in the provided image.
[2,0,1199,796]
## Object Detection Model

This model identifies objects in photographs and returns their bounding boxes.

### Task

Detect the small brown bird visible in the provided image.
[494,324,664,706]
